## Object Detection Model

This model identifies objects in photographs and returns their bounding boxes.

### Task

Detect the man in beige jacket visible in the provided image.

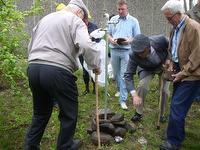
[160,0,200,150]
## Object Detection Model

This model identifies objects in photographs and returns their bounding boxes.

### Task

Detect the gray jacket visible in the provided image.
[28,10,100,73]
[124,35,168,92]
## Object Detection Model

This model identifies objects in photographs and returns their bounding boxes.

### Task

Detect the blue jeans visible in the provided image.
[111,49,130,103]
[167,80,200,146]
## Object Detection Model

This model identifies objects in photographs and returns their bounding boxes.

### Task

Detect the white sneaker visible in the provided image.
[115,91,120,97]
[120,102,128,110]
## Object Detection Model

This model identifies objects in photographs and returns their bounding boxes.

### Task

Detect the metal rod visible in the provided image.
[102,13,119,120]
[103,13,109,120]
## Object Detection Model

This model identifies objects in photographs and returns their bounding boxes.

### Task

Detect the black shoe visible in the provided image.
[25,145,40,150]
[160,115,168,123]
[159,141,180,150]
[70,139,83,150]
[131,112,142,122]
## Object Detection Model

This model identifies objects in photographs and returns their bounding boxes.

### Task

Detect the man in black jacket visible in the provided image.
[124,34,170,122]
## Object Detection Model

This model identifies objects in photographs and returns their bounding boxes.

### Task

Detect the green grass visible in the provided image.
[0,70,200,150]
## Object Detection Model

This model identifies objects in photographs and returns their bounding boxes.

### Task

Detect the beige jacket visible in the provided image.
[28,10,100,73]
[169,17,200,81]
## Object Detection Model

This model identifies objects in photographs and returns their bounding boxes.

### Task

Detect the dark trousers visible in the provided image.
[79,55,95,92]
[167,80,200,146]
[25,64,78,150]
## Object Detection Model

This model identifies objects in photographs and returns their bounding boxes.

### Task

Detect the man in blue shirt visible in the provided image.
[108,0,140,110]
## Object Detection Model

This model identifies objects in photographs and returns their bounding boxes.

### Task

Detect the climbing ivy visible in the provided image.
[0,0,43,93]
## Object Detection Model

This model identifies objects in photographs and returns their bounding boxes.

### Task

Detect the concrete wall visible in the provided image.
[17,0,171,37]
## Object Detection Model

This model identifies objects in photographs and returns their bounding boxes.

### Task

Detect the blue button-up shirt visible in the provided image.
[171,17,187,62]
[108,14,141,50]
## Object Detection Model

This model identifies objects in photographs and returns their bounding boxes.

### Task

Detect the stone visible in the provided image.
[99,122,115,135]
[91,132,113,145]
[110,113,124,122]
[114,127,126,137]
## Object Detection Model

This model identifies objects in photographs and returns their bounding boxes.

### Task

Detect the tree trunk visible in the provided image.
[189,0,193,9]
[183,0,187,11]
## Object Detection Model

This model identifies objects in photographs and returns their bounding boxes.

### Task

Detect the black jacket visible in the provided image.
[124,34,169,92]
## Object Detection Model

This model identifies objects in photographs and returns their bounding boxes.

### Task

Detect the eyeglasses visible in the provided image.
[165,13,177,21]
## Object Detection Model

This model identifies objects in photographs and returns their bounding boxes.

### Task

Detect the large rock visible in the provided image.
[98,108,115,120]
[110,113,124,122]
[91,118,111,131]
[91,132,113,145]
[114,127,127,137]
[99,122,115,135]
[113,120,126,127]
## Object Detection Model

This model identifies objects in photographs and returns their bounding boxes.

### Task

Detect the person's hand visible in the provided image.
[93,68,101,75]
[172,71,185,83]
[163,59,173,71]
[110,38,118,45]
[132,95,142,107]
[120,37,133,45]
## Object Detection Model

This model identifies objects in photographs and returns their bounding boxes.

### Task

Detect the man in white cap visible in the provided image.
[24,0,101,149]
[124,34,170,123]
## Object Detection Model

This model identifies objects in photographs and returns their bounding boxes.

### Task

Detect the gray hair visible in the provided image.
[161,0,185,14]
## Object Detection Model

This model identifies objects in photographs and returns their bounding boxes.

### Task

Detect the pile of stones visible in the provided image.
[87,108,136,145]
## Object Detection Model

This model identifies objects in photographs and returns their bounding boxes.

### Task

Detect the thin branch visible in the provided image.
[183,0,187,11]
[1,0,6,6]
[189,0,193,10]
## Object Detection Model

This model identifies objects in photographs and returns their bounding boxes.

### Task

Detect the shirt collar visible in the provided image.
[176,16,187,31]
[118,14,129,20]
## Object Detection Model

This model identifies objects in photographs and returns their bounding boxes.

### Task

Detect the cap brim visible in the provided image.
[132,45,148,53]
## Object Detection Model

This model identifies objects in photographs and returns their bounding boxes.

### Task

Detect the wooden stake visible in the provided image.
[95,74,101,148]
[157,74,164,130]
